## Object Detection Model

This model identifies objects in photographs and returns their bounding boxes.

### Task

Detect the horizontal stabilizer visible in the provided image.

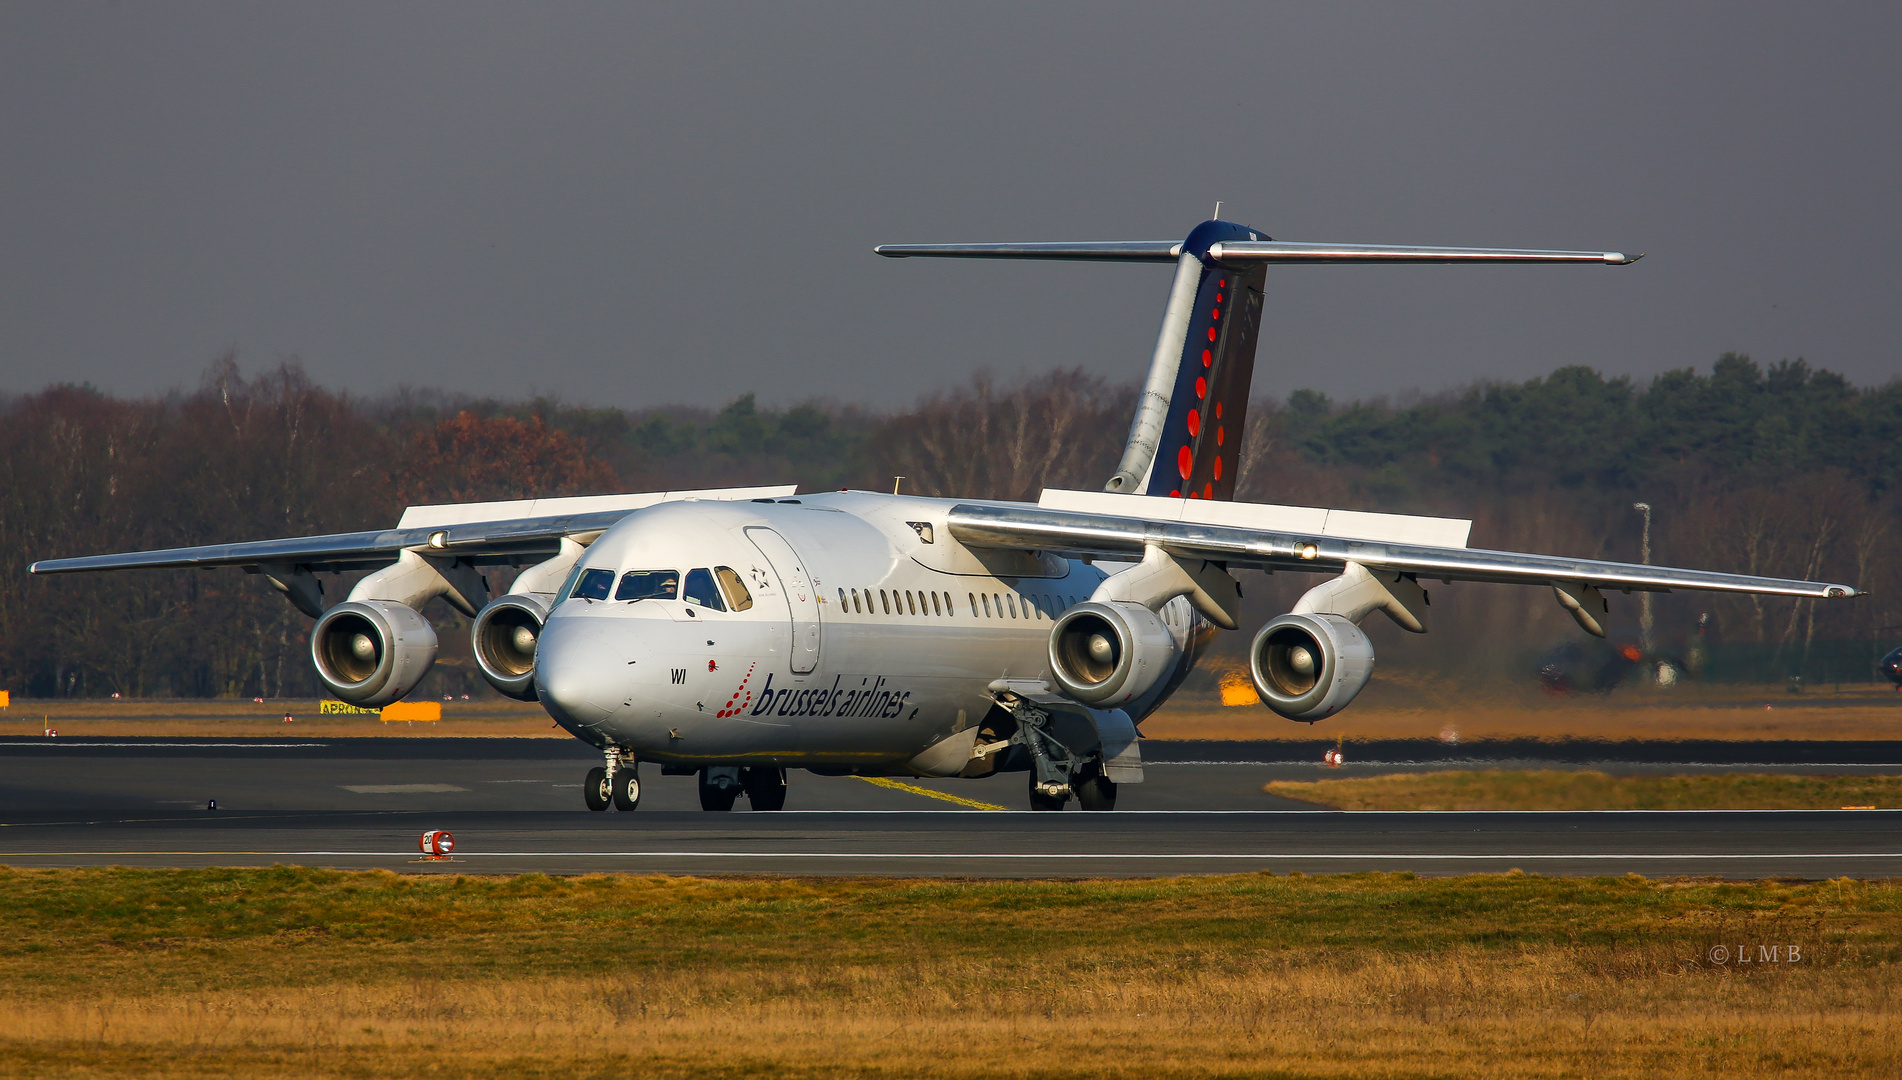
[875,240,1636,266]
[1203,241,1638,265]
[874,241,1180,262]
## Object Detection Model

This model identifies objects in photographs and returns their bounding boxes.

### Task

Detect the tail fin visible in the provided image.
[1135,221,1265,500]
[876,223,1635,502]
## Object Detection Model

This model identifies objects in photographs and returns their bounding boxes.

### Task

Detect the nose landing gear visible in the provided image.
[584,748,639,811]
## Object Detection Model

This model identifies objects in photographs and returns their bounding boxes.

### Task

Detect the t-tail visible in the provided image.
[877,219,1637,501]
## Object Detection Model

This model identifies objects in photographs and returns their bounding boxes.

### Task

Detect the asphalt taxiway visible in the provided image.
[1,737,1896,877]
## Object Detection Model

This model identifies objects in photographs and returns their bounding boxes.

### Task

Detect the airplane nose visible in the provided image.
[533,618,625,726]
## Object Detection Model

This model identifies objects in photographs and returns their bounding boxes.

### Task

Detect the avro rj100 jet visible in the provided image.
[32,218,1862,811]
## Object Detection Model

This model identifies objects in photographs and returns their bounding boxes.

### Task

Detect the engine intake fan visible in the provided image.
[310,600,438,707]
[1048,600,1178,707]
[472,593,551,701]
[1250,612,1375,722]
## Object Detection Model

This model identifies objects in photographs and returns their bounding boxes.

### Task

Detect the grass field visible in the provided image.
[1265,770,1902,811]
[10,681,1902,740]
[0,867,1897,1078]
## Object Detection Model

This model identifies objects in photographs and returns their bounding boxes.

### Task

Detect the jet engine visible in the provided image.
[1249,612,1375,722]
[472,593,551,701]
[1048,600,1180,707]
[310,600,439,707]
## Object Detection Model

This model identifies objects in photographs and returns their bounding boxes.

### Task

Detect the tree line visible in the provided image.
[1,352,1896,699]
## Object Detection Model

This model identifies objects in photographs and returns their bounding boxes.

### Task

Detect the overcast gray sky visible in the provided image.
[3,2,1897,409]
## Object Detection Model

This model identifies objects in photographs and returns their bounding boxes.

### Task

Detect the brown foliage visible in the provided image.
[872,368,1128,501]
[403,412,618,505]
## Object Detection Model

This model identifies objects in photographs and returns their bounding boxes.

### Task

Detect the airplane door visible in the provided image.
[745,527,821,674]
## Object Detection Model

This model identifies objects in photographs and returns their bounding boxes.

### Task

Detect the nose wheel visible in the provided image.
[584,750,639,812]
[612,766,641,810]
[584,766,612,811]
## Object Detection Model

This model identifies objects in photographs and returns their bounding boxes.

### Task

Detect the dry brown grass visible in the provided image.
[0,868,1897,1077]
[2,953,1895,1078]
[0,697,558,738]
[1145,682,1902,742]
[1266,770,1902,811]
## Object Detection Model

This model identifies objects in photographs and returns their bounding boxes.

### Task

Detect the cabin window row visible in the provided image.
[968,592,1083,620]
[838,587,954,617]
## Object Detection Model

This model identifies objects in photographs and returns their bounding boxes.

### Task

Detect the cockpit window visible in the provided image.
[715,566,753,611]
[571,568,615,601]
[683,568,726,611]
[615,570,679,602]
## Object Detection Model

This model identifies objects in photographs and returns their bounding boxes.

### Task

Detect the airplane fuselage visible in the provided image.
[532,491,1201,773]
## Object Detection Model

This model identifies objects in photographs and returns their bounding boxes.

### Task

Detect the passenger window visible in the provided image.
[683,568,725,610]
[615,570,679,602]
[838,587,847,608]
[968,593,978,617]
[852,589,863,613]
[930,592,942,616]
[906,591,918,615]
[571,568,615,601]
[945,591,954,616]
[714,567,753,611]
[1007,594,1018,619]
[982,594,992,618]
[880,589,891,614]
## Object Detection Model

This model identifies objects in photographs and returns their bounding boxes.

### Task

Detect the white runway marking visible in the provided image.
[339,784,468,794]
[17,850,1882,861]
[1149,760,1902,769]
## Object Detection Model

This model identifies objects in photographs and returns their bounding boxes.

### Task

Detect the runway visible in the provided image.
[1,737,1896,877]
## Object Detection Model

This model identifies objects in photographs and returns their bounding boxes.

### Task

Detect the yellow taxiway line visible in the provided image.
[854,776,1006,811]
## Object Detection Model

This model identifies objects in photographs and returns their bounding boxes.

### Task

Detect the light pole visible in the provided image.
[1633,503,1654,655]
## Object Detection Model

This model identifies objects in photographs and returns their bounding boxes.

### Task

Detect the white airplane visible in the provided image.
[31,218,1861,812]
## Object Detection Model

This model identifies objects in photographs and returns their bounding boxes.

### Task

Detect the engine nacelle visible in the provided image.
[1048,600,1180,707]
[472,593,551,701]
[310,600,439,707]
[1251,613,1375,722]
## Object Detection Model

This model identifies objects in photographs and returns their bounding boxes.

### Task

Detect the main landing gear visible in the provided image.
[996,691,1117,813]
[698,766,787,811]
[583,748,640,811]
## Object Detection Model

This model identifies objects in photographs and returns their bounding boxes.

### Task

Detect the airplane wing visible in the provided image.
[28,485,798,576]
[945,492,1858,601]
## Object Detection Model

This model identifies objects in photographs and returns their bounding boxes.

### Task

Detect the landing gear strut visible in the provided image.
[699,766,741,811]
[742,766,788,811]
[994,692,1077,812]
[699,766,788,811]
[584,748,638,811]
[992,688,1121,812]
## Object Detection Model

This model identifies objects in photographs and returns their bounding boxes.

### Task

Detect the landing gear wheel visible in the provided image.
[1073,763,1116,812]
[1028,773,1069,812]
[698,769,739,812]
[584,766,611,811]
[612,767,641,811]
[742,767,787,811]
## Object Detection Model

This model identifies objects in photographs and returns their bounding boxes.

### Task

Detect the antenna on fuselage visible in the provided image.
[892,476,906,495]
